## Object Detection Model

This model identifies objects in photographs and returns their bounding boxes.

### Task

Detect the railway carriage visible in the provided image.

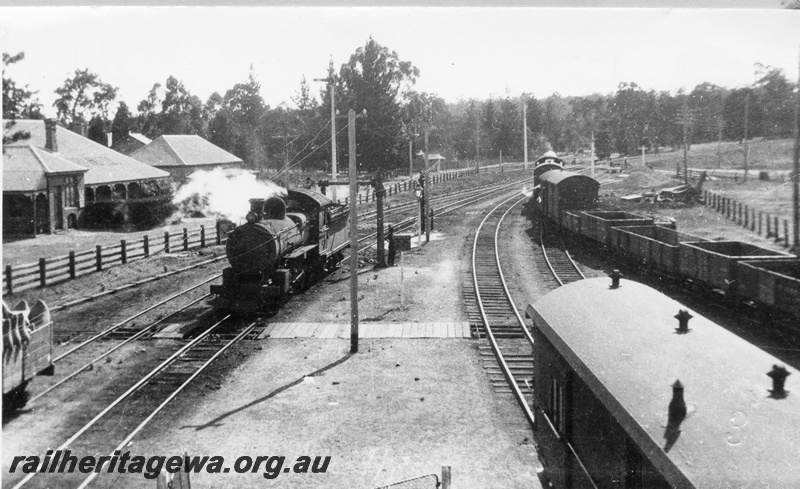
[526,277,800,488]
[211,188,348,313]
[3,299,54,409]
[536,169,600,228]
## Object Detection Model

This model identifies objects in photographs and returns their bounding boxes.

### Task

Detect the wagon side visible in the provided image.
[737,258,800,318]
[679,241,791,292]
[610,225,704,275]
[579,211,653,246]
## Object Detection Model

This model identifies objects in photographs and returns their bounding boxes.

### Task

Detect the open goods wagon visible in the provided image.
[736,258,800,318]
[610,225,705,275]
[679,241,792,293]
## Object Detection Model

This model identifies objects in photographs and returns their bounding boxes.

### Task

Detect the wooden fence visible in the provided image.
[3,223,225,296]
[703,189,795,249]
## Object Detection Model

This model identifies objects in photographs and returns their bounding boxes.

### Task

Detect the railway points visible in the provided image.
[5,153,800,488]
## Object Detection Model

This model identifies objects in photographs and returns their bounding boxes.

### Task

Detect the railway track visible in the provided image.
[9,315,261,489]
[467,194,535,427]
[539,220,585,286]
[30,175,537,403]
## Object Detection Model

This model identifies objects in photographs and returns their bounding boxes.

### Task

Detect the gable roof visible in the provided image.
[4,120,170,186]
[129,135,242,168]
[3,146,88,192]
[129,133,151,145]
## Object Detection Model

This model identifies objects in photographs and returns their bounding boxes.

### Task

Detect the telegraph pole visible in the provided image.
[590,130,596,179]
[475,105,480,173]
[744,93,750,182]
[348,109,359,353]
[675,102,696,183]
[408,136,413,177]
[793,44,800,255]
[522,95,528,170]
[314,65,337,200]
[424,128,431,243]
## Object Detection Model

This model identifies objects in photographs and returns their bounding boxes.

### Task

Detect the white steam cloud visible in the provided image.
[172,168,287,223]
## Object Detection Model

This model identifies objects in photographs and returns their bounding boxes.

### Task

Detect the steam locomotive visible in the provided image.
[211,188,349,313]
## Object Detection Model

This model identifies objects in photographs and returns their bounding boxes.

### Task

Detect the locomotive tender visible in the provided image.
[211,188,349,313]
[526,278,800,488]
[530,163,800,320]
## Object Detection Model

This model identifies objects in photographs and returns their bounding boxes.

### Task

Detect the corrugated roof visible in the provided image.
[528,278,800,487]
[3,146,87,192]
[129,135,242,168]
[4,120,170,185]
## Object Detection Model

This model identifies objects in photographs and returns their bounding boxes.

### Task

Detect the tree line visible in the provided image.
[4,40,798,172]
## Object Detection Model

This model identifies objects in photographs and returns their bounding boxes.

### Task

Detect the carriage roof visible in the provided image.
[526,278,800,488]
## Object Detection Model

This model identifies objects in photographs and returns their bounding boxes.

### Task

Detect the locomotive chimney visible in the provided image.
[44,119,58,152]
[249,199,265,217]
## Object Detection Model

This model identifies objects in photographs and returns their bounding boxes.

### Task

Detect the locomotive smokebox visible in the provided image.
[263,196,287,220]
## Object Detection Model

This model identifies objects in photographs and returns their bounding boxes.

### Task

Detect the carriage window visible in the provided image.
[550,376,565,435]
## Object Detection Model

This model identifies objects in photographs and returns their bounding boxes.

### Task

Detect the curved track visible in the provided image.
[469,194,535,426]
[539,221,585,286]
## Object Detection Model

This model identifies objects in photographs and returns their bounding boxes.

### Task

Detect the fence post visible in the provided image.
[216,221,222,245]
[744,205,748,228]
[5,265,13,295]
[164,231,170,253]
[121,240,127,264]
[183,228,189,251]
[774,216,780,241]
[96,245,103,271]
[784,220,789,248]
[144,235,150,257]
[69,251,76,279]
[759,212,763,235]
[442,466,451,489]
[738,203,743,224]
[200,225,206,247]
[39,258,46,288]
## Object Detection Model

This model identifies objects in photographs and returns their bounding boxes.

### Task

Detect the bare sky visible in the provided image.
[1,7,798,115]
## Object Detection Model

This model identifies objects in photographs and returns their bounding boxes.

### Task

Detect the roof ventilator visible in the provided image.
[674,309,693,334]
[669,380,687,422]
[609,269,623,289]
[767,365,790,399]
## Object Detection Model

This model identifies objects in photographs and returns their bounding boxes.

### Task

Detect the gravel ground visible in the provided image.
[2,176,545,489]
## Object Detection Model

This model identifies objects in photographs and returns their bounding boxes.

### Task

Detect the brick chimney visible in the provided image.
[70,117,88,138]
[44,119,58,152]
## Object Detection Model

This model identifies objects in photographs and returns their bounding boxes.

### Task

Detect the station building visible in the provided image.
[128,134,243,184]
[3,119,172,237]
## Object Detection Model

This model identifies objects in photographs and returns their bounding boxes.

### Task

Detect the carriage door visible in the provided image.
[53,186,64,230]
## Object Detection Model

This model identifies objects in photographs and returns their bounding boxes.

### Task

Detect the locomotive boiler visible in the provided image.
[211,188,349,313]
